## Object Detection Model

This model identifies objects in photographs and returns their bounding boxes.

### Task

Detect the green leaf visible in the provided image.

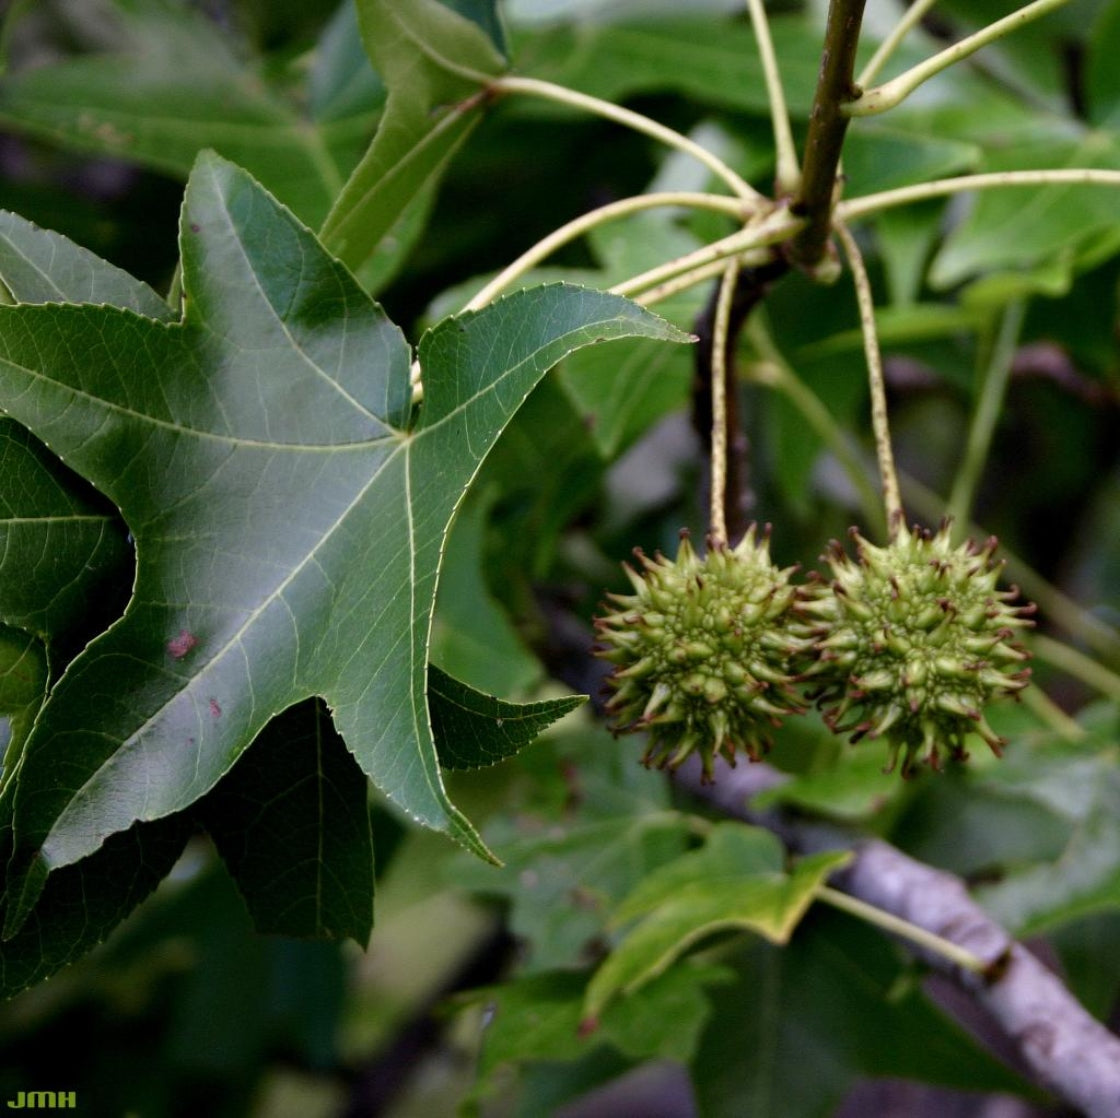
[455,810,693,972]
[841,126,979,197]
[753,746,912,823]
[468,960,729,1104]
[0,815,191,998]
[0,209,172,316]
[0,418,131,644]
[197,700,376,944]
[429,666,584,771]
[0,152,689,933]
[510,16,823,118]
[929,134,1120,292]
[0,625,47,768]
[430,488,542,696]
[0,0,374,227]
[582,823,849,1022]
[971,740,1120,935]
[691,913,1034,1118]
[1087,0,1120,128]
[320,0,507,270]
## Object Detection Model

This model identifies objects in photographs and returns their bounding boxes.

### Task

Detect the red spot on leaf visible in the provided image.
[577,1017,599,1039]
[167,630,198,659]
[209,699,222,718]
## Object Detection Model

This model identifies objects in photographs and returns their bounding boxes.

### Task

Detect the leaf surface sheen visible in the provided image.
[0,152,688,930]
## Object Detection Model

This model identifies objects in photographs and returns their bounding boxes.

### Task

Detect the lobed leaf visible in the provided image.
[582,823,849,1022]
[0,151,689,935]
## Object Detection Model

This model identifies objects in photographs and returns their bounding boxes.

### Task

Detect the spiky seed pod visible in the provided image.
[594,526,811,780]
[804,522,1035,777]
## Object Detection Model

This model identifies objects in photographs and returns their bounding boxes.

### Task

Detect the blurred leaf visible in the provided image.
[0,419,130,645]
[511,15,824,117]
[429,666,584,770]
[321,0,506,269]
[197,700,376,944]
[582,824,849,1021]
[308,0,386,126]
[0,816,191,998]
[455,809,692,971]
[430,490,542,696]
[467,959,729,1106]
[972,738,1120,935]
[754,745,913,823]
[692,911,1035,1118]
[842,127,979,197]
[929,134,1120,292]
[0,0,374,227]
[1087,0,1120,127]
[0,625,46,766]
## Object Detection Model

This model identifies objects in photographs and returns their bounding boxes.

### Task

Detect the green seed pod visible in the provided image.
[594,526,811,780]
[805,523,1034,776]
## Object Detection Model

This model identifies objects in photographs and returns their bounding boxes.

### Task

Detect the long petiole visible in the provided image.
[462,191,749,313]
[845,0,1070,117]
[709,262,740,547]
[857,0,940,88]
[839,169,1120,222]
[1019,684,1087,739]
[1031,634,1120,702]
[835,222,904,535]
[632,250,774,307]
[744,317,887,537]
[817,886,991,975]
[493,75,764,203]
[612,208,800,300]
[946,300,1026,530]
[745,0,800,194]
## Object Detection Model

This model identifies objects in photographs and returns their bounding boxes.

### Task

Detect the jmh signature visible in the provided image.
[5,1093,77,1109]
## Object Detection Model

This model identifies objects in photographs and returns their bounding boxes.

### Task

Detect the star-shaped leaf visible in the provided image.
[0,151,689,934]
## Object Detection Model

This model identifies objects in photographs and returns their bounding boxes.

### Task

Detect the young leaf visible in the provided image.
[320,0,507,270]
[581,823,850,1023]
[0,151,690,933]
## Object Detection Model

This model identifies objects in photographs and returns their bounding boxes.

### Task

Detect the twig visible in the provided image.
[787,0,868,273]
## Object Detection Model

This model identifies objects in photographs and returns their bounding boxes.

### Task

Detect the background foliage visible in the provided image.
[0,0,1118,1115]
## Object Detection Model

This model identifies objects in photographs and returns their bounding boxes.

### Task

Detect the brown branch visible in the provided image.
[686,760,1120,1118]
[787,0,867,272]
